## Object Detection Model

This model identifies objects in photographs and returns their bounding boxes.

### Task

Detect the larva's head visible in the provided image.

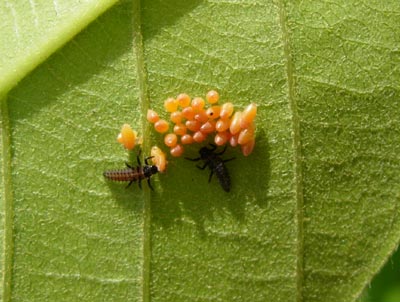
[143,165,159,178]
[199,145,215,159]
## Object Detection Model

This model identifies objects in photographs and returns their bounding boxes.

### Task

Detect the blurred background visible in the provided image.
[359,247,400,302]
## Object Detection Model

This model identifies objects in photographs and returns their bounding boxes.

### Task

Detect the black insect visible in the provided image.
[103,153,158,190]
[185,144,235,192]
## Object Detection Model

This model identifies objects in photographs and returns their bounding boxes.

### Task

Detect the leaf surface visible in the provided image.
[1,0,400,301]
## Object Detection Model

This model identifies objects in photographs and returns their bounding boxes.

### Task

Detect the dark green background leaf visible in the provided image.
[0,0,118,97]
[1,0,399,301]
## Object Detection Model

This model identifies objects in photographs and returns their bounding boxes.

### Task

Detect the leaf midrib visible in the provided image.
[277,1,305,302]
[132,2,151,302]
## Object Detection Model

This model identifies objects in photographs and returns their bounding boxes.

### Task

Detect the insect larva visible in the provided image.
[185,144,234,192]
[103,153,158,190]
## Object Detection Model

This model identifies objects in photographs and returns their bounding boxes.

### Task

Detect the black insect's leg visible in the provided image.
[144,156,154,165]
[215,144,227,155]
[133,148,142,166]
[147,178,154,191]
[208,170,214,182]
[208,143,217,151]
[185,156,201,161]
[126,180,134,188]
[138,178,142,189]
[223,157,235,163]
[196,162,208,170]
[125,162,134,169]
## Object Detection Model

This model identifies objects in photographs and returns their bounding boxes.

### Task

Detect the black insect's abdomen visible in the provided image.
[103,168,144,182]
[214,161,231,192]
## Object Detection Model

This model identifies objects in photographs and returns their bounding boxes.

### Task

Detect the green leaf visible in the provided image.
[0,0,118,97]
[1,0,400,301]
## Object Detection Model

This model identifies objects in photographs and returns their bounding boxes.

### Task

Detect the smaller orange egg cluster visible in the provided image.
[147,91,257,157]
[116,124,167,172]
[117,124,140,150]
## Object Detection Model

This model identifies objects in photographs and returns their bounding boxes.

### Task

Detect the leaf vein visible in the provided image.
[132,2,151,302]
[277,1,305,302]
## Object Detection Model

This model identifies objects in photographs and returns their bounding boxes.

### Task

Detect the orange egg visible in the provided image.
[151,146,167,172]
[191,97,205,111]
[154,119,169,133]
[214,131,230,146]
[182,106,195,120]
[200,120,216,134]
[229,133,239,147]
[220,102,234,120]
[206,106,221,119]
[194,110,209,123]
[240,103,257,128]
[193,131,207,143]
[164,133,178,147]
[185,120,201,132]
[164,97,179,112]
[181,134,194,145]
[238,127,255,145]
[241,138,255,156]
[229,111,242,135]
[170,144,184,157]
[170,111,182,124]
[206,90,219,104]
[215,119,230,132]
[147,109,160,123]
[173,124,187,136]
[176,93,191,108]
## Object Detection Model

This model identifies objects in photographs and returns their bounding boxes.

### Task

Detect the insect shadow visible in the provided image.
[150,136,271,235]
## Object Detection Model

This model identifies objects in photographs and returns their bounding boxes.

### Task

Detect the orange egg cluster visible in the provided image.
[147,91,257,157]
